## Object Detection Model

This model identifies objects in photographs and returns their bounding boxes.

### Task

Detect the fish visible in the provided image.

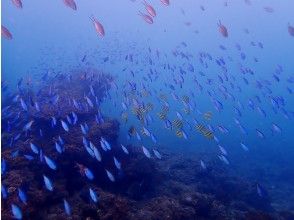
[113,157,121,170]
[138,11,154,24]
[18,188,27,204]
[61,120,69,132]
[85,96,94,108]
[1,184,8,199]
[63,0,77,10]
[55,142,64,154]
[2,25,13,40]
[142,146,151,158]
[272,123,281,134]
[160,0,170,6]
[30,143,39,154]
[218,155,229,165]
[11,204,22,220]
[84,167,94,180]
[89,188,98,203]
[200,160,207,170]
[153,149,161,159]
[43,175,54,191]
[121,144,129,155]
[44,155,57,170]
[105,169,115,182]
[90,16,105,37]
[93,147,102,162]
[11,0,23,9]
[20,98,28,111]
[23,120,34,131]
[256,129,265,139]
[217,20,228,37]
[63,199,71,216]
[288,23,294,36]
[240,142,249,151]
[142,1,156,17]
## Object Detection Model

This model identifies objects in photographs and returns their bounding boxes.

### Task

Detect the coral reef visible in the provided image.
[1,70,293,220]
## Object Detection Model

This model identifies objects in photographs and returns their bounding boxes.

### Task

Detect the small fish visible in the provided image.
[153,149,161,159]
[217,20,228,37]
[240,142,249,151]
[44,155,57,170]
[11,0,23,9]
[20,98,28,111]
[43,175,54,191]
[113,157,121,170]
[160,0,170,6]
[61,120,69,132]
[142,0,156,17]
[63,199,71,216]
[121,144,129,155]
[200,160,207,170]
[272,123,281,134]
[89,188,98,203]
[24,154,34,161]
[2,25,13,40]
[80,124,87,135]
[1,159,6,175]
[256,129,265,139]
[55,142,64,154]
[84,167,94,180]
[63,0,77,10]
[85,96,94,108]
[11,204,22,220]
[1,184,8,199]
[218,155,229,165]
[90,15,105,37]
[18,188,27,205]
[138,11,154,24]
[93,147,102,162]
[218,145,228,156]
[142,146,151,158]
[30,143,39,154]
[23,120,34,131]
[105,169,115,182]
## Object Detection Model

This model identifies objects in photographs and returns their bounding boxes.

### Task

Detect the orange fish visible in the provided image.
[1,25,13,40]
[160,0,169,6]
[138,11,153,24]
[63,0,77,10]
[143,1,156,17]
[264,6,274,13]
[217,20,228,37]
[11,0,22,9]
[90,16,105,37]
[288,23,294,37]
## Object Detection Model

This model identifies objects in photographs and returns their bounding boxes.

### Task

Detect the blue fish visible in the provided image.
[55,142,64,154]
[61,120,69,132]
[1,159,7,175]
[84,168,94,180]
[18,188,27,204]
[23,120,34,131]
[44,155,57,170]
[30,143,39,154]
[43,175,54,191]
[63,199,71,216]
[20,98,28,111]
[1,184,8,199]
[89,188,98,203]
[24,154,34,161]
[11,204,22,219]
[58,136,64,145]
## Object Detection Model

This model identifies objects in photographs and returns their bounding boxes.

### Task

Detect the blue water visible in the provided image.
[2,0,294,218]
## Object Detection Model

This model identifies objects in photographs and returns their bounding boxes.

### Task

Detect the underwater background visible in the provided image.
[1,0,294,219]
